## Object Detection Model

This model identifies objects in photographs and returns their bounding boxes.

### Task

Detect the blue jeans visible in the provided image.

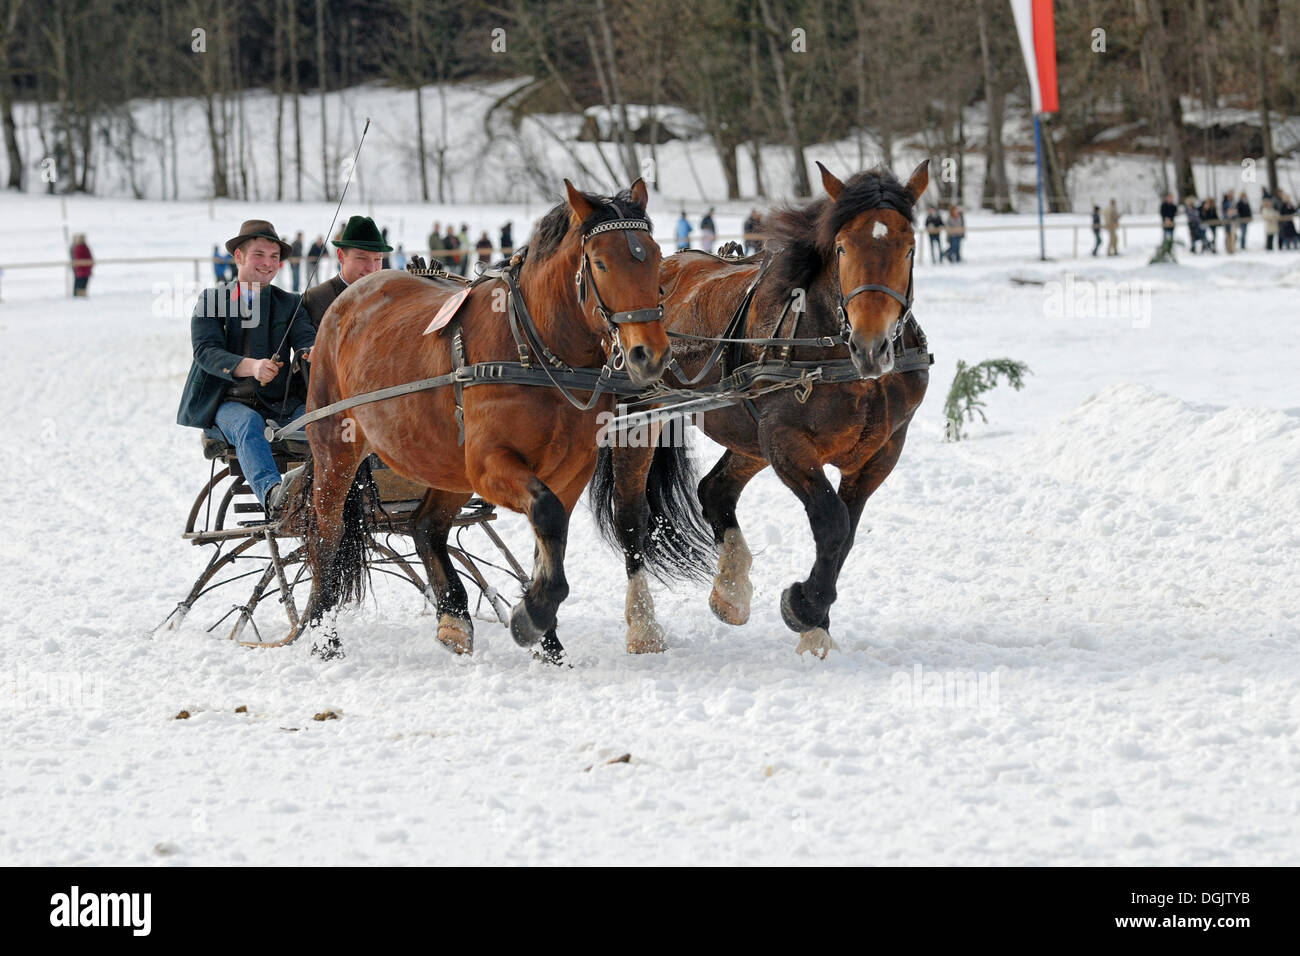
[214,400,305,505]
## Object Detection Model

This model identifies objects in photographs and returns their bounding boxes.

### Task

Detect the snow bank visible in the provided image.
[1028,384,1300,511]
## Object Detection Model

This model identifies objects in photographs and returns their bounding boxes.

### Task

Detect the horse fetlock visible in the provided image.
[436,614,474,655]
[625,570,667,653]
[780,581,828,634]
[710,528,754,625]
[795,626,840,659]
[509,598,549,648]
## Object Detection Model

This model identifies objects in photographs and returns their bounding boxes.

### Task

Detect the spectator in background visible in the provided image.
[1278,192,1298,250]
[1236,192,1251,250]
[212,244,228,282]
[443,224,460,274]
[1261,192,1278,251]
[1159,193,1177,243]
[945,206,965,263]
[394,243,407,271]
[307,235,325,278]
[500,221,514,260]
[457,223,471,276]
[743,209,762,255]
[675,211,692,251]
[381,227,391,270]
[475,231,493,268]
[70,233,93,297]
[289,231,304,291]
[428,221,445,267]
[926,207,945,263]
[1199,198,1218,252]
[1223,193,1238,254]
[1183,197,1204,253]
[1104,199,1120,256]
[700,207,717,252]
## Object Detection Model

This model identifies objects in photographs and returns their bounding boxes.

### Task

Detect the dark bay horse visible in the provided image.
[297,179,670,660]
[591,162,930,656]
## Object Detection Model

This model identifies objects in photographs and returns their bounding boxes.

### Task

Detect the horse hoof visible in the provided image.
[626,619,667,654]
[780,583,824,634]
[795,627,840,659]
[535,630,567,666]
[436,615,473,655]
[709,587,750,626]
[509,601,544,648]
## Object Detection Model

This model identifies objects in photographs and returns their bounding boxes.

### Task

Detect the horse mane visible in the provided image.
[530,186,654,262]
[762,167,916,291]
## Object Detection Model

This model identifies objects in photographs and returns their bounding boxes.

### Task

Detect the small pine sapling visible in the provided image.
[943,358,1030,441]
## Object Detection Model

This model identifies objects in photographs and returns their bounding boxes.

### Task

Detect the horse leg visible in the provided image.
[411,488,474,655]
[302,435,369,655]
[761,429,849,658]
[826,426,912,633]
[473,450,572,657]
[698,450,767,626]
[609,443,666,654]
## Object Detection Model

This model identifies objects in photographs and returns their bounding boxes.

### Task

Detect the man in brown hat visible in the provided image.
[176,219,316,514]
[300,214,392,329]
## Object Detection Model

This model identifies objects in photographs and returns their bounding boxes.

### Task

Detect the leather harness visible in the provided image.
[269,222,934,446]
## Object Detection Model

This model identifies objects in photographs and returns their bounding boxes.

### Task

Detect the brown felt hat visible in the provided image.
[226,219,292,259]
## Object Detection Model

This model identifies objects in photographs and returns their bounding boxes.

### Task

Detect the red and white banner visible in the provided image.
[1010,0,1058,115]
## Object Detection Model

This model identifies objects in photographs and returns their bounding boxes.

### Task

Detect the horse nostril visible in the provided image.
[627,344,650,367]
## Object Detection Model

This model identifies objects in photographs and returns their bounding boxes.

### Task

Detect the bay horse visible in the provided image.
[295,179,670,661]
[590,162,930,656]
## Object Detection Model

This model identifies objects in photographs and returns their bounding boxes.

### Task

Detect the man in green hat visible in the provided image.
[176,219,315,513]
[300,214,392,329]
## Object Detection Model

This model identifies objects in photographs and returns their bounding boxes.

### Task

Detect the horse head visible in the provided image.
[562,178,669,386]
[816,160,927,379]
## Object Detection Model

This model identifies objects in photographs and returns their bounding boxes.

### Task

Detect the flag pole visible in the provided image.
[1033,113,1046,261]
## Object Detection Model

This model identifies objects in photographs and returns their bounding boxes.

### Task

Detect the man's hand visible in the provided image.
[234,356,283,384]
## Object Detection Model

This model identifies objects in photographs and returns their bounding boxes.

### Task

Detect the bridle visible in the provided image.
[575,217,663,368]
[834,244,915,352]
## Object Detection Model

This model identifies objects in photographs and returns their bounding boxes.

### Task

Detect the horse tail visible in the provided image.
[590,438,715,584]
[300,456,376,621]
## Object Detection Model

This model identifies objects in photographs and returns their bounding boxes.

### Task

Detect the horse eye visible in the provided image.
[595,261,608,272]
[836,246,845,256]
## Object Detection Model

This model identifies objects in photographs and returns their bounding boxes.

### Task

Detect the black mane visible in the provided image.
[762,167,915,290]
[530,186,652,261]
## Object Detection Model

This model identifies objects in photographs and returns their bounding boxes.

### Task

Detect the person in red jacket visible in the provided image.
[71,234,93,297]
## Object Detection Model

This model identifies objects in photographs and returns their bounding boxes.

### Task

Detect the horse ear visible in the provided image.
[904,159,930,203]
[629,177,649,209]
[816,161,844,201]
[564,179,595,227]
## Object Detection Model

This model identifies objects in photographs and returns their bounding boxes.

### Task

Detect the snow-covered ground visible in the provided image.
[1,195,1298,865]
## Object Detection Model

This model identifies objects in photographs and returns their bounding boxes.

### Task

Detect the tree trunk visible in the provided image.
[595,0,638,181]
[315,0,331,201]
[756,0,810,196]
[0,0,24,189]
[975,0,1011,211]
[1133,0,1194,200]
[288,0,301,200]
[1247,0,1277,190]
[410,0,428,201]
[274,0,284,200]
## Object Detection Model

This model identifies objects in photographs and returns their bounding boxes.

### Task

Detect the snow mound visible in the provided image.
[1024,383,1300,510]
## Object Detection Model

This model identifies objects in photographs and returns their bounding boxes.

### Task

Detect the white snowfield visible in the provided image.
[0,196,1297,866]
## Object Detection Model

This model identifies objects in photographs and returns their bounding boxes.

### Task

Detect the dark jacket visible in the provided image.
[1159,200,1178,225]
[301,274,347,330]
[176,282,314,429]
